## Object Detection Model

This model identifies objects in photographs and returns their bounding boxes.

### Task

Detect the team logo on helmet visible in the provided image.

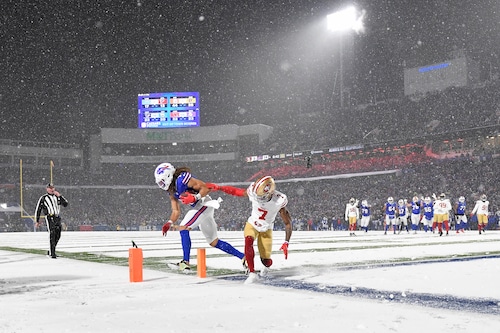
[154,162,175,190]
[252,176,275,202]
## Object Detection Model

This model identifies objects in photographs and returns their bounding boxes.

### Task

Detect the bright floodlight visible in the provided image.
[327,6,364,33]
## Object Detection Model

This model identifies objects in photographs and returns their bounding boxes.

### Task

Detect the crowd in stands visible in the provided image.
[2,153,498,233]
[1,79,500,232]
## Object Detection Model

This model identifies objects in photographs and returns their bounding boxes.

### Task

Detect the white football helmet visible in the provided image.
[387,197,393,203]
[412,196,419,203]
[439,193,446,199]
[398,199,404,205]
[481,194,487,201]
[252,176,275,202]
[361,200,368,206]
[349,197,356,204]
[154,162,175,190]
[424,196,431,204]
[458,196,465,203]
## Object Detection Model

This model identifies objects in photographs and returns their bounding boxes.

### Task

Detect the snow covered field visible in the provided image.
[1,230,500,333]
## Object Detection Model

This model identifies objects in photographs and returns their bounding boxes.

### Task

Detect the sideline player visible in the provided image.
[360,200,371,232]
[154,162,246,271]
[396,199,409,234]
[433,193,452,236]
[454,196,467,233]
[345,198,359,236]
[422,196,434,232]
[207,176,292,284]
[383,197,397,235]
[471,194,489,234]
[410,196,422,234]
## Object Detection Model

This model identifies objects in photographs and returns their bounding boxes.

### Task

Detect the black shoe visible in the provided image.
[176,260,190,270]
[51,255,57,259]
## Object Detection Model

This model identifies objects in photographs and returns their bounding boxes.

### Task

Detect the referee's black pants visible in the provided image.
[47,216,62,257]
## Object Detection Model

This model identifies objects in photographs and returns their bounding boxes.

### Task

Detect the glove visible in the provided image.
[280,241,289,260]
[180,192,201,204]
[162,220,173,236]
[205,183,221,191]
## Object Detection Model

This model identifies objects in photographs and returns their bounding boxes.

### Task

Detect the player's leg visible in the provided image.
[203,216,244,260]
[177,207,208,265]
[257,229,273,277]
[243,223,259,273]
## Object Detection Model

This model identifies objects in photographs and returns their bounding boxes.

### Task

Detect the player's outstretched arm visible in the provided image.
[205,183,247,197]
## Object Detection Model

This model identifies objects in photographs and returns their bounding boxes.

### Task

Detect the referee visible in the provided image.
[35,183,69,258]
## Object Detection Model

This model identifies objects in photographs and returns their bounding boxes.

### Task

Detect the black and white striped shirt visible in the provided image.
[35,193,69,221]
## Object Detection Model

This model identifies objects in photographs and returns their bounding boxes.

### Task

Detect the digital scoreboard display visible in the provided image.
[138,92,200,129]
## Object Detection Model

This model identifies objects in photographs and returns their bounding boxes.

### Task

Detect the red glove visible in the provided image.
[220,186,246,197]
[162,220,173,236]
[180,192,201,204]
[280,241,289,259]
[205,183,221,191]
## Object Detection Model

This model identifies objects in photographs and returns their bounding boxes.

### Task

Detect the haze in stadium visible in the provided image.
[1,1,499,332]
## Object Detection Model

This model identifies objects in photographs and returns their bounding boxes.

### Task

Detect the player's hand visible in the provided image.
[205,183,221,191]
[181,193,198,204]
[162,220,173,236]
[280,241,289,259]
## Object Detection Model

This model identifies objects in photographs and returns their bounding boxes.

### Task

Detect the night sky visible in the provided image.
[1,0,498,144]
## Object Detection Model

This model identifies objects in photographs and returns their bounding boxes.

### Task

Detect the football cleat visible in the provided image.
[244,272,259,284]
[259,266,270,277]
[176,260,190,271]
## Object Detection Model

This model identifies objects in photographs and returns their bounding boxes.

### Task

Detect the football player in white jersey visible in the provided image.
[207,176,292,284]
[432,193,452,236]
[345,198,359,236]
[155,163,246,271]
[471,194,489,234]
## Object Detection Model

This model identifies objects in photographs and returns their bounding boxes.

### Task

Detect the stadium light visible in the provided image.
[327,6,365,108]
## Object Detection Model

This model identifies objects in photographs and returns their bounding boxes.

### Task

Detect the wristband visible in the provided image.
[195,193,202,200]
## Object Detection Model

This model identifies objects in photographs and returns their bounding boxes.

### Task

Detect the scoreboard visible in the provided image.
[403,57,479,96]
[138,92,200,129]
